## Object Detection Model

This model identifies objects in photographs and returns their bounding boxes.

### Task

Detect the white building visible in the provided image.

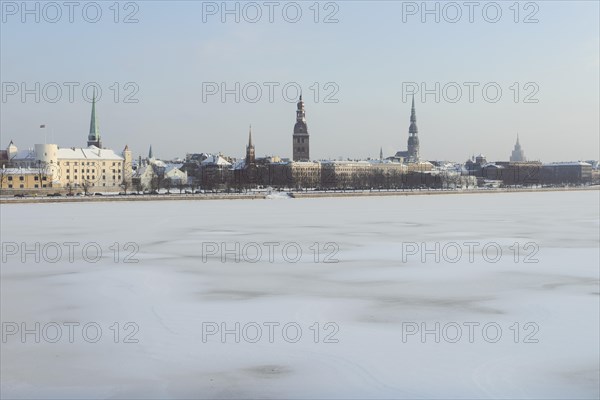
[5,96,132,191]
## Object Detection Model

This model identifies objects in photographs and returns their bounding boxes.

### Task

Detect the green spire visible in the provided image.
[88,89,100,141]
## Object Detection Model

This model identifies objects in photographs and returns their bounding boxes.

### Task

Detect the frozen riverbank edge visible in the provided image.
[1,186,598,204]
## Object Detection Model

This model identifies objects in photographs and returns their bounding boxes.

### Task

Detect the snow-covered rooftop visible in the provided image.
[0,167,42,175]
[201,155,231,166]
[56,146,124,161]
[542,161,592,167]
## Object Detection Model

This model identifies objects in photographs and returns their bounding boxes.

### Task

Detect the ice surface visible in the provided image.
[1,191,599,399]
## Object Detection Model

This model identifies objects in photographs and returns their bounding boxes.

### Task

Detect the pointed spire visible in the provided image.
[148,145,153,159]
[380,147,383,160]
[87,88,102,147]
[248,125,253,147]
[409,94,418,135]
[89,89,99,138]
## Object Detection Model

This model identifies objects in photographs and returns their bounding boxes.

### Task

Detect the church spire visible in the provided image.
[246,125,255,165]
[406,95,420,162]
[409,94,418,135]
[87,89,102,148]
[148,145,153,159]
[380,147,383,160]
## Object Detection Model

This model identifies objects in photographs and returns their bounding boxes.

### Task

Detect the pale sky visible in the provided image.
[1,1,599,162]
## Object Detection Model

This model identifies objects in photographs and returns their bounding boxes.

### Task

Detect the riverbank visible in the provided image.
[1,186,597,204]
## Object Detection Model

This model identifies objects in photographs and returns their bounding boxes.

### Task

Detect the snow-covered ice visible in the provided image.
[1,191,599,399]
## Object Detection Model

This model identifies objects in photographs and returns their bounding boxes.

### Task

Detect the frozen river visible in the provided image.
[1,190,599,399]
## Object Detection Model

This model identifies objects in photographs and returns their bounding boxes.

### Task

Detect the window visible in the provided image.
[67,176,70,180]
[74,176,77,180]
[102,175,106,180]
[34,184,39,188]
[8,176,12,181]
[67,169,70,173]
[74,162,78,166]
[19,184,24,188]
[102,169,105,173]
[42,177,47,181]
[19,176,24,181]
[42,184,47,188]
[34,176,39,181]
[8,184,12,188]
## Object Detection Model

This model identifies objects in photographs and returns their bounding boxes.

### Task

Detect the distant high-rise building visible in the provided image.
[246,125,255,165]
[87,91,102,148]
[293,95,309,161]
[510,135,526,162]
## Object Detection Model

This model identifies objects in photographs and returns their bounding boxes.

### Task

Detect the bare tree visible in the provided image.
[82,180,92,196]
[176,179,187,194]
[134,179,144,194]
[163,177,173,194]
[120,179,130,195]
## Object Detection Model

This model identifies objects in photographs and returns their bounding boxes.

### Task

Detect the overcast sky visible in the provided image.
[1,1,598,162]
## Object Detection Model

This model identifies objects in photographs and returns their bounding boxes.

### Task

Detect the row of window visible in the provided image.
[65,169,120,174]
[66,175,121,181]
[60,161,119,166]
[7,176,47,181]
[6,184,47,188]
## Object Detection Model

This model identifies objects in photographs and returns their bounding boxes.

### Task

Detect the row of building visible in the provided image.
[0,93,597,193]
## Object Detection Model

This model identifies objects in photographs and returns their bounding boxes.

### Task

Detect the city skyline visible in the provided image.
[1,89,593,165]
[1,1,599,162]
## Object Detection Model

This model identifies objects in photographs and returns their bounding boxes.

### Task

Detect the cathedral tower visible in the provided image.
[293,95,309,161]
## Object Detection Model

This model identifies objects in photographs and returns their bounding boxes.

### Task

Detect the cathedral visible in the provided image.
[292,95,309,161]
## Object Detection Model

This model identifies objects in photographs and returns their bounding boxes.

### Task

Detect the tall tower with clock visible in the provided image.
[292,95,309,161]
